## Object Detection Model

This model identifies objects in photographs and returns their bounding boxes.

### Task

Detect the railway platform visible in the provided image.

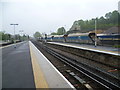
[2,41,74,89]
[47,42,120,56]
[29,41,74,88]
[2,41,35,88]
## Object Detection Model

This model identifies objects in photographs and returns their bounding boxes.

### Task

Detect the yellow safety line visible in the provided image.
[29,43,48,88]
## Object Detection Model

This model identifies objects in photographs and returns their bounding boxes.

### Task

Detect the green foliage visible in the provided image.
[71,10,120,33]
[33,31,41,38]
[57,27,66,35]
[0,31,12,41]
[51,32,57,35]
[51,27,66,35]
[0,31,28,42]
[0,32,2,40]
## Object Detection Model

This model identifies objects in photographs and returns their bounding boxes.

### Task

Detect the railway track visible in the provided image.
[31,40,120,90]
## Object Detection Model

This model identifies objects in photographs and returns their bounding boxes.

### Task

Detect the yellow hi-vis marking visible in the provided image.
[29,43,48,88]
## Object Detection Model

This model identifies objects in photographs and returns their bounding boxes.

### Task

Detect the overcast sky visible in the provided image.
[0,0,119,36]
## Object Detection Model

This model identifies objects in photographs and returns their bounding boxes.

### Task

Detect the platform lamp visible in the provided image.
[10,24,19,48]
[19,30,24,41]
[95,20,97,47]
[64,25,66,35]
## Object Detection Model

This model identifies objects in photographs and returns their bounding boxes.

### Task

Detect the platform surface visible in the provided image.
[29,41,74,88]
[47,42,120,56]
[2,41,74,89]
[2,41,35,88]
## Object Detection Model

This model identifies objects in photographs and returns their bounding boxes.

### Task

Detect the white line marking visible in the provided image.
[48,42,120,56]
[29,41,75,89]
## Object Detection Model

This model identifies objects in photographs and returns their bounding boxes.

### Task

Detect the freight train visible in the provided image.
[38,33,120,46]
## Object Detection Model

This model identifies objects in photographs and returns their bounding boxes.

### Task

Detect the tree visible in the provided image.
[33,32,41,38]
[51,32,57,35]
[105,12,112,19]
[0,32,3,40]
[0,31,13,41]
[7,34,11,40]
[15,34,21,40]
[57,27,66,35]
[68,10,120,33]
[110,10,119,25]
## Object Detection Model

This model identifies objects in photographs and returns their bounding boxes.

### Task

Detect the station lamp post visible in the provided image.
[63,25,67,35]
[10,24,18,47]
[95,20,97,47]
[19,30,24,41]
